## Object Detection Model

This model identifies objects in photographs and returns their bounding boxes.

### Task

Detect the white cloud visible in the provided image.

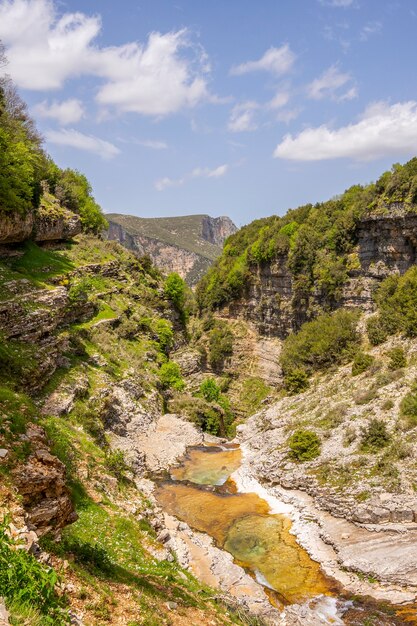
[34,98,85,124]
[0,0,211,116]
[137,140,168,150]
[274,101,417,161]
[276,108,301,124]
[94,30,209,115]
[268,91,290,110]
[360,21,382,41]
[192,164,228,178]
[319,0,354,7]
[155,163,228,191]
[307,65,357,101]
[228,101,259,132]
[45,128,120,159]
[230,44,295,76]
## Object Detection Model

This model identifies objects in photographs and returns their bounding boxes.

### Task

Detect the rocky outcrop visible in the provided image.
[0,206,81,245]
[11,424,77,536]
[105,213,237,285]
[201,215,236,246]
[226,206,417,338]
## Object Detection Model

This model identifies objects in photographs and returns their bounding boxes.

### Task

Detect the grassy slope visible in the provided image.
[0,236,253,626]
[106,214,223,261]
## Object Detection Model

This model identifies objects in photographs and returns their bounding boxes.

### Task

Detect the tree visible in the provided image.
[164,273,186,312]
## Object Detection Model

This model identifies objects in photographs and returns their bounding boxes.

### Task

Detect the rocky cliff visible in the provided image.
[0,201,81,246]
[226,205,417,337]
[105,213,237,285]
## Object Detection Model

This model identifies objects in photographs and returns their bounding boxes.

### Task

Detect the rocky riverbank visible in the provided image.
[232,443,417,606]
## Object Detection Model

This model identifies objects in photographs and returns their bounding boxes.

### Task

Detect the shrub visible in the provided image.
[104,449,128,480]
[283,368,309,395]
[367,267,417,344]
[208,322,233,371]
[354,386,378,405]
[381,398,394,410]
[281,309,360,378]
[352,351,374,376]
[164,273,186,312]
[360,419,391,451]
[387,346,407,370]
[400,382,417,429]
[199,378,221,402]
[169,394,232,437]
[153,319,174,353]
[159,361,185,391]
[366,316,389,346]
[288,429,321,462]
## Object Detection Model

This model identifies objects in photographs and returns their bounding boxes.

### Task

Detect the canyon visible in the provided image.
[105,213,237,285]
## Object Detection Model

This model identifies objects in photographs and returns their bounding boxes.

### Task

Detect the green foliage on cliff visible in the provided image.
[208,320,234,371]
[45,165,108,234]
[280,309,360,387]
[367,266,417,345]
[159,361,185,391]
[196,158,417,311]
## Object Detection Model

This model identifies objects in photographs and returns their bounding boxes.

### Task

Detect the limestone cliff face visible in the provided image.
[0,206,81,245]
[225,206,417,337]
[201,215,236,246]
[106,214,237,285]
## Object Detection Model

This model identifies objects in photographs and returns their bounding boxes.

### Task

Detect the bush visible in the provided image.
[104,449,128,480]
[352,351,374,376]
[208,322,233,371]
[169,394,232,437]
[199,378,221,402]
[153,319,174,353]
[366,316,389,346]
[367,267,417,344]
[159,361,185,391]
[360,419,391,451]
[400,382,417,429]
[164,273,186,312]
[281,309,360,378]
[387,346,407,370]
[283,368,309,395]
[288,429,321,462]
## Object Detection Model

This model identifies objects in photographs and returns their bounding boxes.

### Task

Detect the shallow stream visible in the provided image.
[155,444,417,624]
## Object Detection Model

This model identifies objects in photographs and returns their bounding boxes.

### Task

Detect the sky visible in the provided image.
[1,0,417,227]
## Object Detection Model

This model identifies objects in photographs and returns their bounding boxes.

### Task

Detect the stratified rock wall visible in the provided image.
[225,206,417,337]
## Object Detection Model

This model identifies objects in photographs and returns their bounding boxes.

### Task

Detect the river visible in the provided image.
[155,444,417,625]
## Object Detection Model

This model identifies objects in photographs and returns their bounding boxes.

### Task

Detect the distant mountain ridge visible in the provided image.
[105,213,237,285]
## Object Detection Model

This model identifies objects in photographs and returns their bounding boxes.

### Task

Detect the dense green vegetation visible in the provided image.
[197,158,417,312]
[0,56,106,232]
[367,266,417,345]
[280,309,360,388]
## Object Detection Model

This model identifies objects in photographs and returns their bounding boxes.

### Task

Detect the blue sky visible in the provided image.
[1,0,417,227]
